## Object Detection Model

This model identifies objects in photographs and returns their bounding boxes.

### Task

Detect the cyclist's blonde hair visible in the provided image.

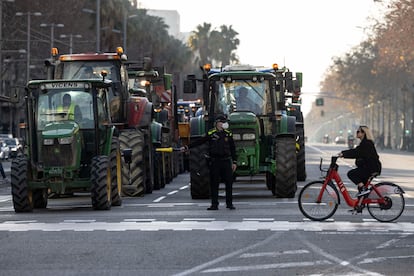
[359,125,374,142]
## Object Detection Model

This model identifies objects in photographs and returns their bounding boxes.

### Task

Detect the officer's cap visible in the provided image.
[215,114,228,122]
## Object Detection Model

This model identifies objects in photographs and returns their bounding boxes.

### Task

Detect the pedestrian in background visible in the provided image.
[0,161,7,183]
[181,114,237,210]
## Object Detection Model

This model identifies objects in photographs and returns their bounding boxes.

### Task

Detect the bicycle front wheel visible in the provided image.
[367,182,405,222]
[298,181,339,221]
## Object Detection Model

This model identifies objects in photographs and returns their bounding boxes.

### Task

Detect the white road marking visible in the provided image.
[239,249,309,258]
[358,255,414,264]
[201,260,332,273]
[376,238,402,249]
[153,196,166,202]
[296,232,384,276]
[167,190,178,195]
[0,195,10,203]
[0,220,413,232]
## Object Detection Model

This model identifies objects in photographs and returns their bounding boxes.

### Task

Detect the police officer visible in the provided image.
[182,114,237,210]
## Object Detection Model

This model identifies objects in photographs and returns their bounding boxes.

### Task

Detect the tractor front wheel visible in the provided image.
[273,136,297,198]
[11,157,33,212]
[91,156,112,210]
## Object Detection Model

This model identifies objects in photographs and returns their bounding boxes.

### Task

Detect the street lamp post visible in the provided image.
[82,0,100,52]
[40,23,64,52]
[15,11,42,82]
[0,0,15,96]
[123,12,138,53]
[60,34,82,54]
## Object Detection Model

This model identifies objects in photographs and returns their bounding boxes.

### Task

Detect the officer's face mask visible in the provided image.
[222,122,229,129]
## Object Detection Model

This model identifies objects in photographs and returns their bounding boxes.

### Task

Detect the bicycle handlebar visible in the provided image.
[319,155,340,173]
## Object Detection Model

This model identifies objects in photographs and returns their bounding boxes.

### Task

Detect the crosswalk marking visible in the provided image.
[0,219,413,232]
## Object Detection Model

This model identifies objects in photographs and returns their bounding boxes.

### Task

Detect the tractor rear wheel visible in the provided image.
[143,129,154,194]
[91,156,111,210]
[119,130,145,197]
[274,136,297,198]
[11,157,33,212]
[189,143,210,199]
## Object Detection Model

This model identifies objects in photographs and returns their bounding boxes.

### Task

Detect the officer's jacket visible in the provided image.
[188,128,237,162]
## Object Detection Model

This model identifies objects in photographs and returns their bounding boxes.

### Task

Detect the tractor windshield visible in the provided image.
[215,80,268,115]
[56,61,119,81]
[37,90,94,129]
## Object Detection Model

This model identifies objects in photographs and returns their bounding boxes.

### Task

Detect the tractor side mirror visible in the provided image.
[285,72,293,92]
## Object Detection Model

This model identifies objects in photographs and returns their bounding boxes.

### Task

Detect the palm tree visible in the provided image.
[211,25,239,66]
[188,23,213,66]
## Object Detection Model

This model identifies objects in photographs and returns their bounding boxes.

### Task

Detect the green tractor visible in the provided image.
[184,64,298,199]
[126,60,184,189]
[11,79,122,212]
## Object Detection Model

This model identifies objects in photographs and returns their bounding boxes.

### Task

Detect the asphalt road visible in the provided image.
[0,143,413,276]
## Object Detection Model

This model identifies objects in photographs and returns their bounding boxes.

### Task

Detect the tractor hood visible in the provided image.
[42,121,79,138]
[228,112,257,124]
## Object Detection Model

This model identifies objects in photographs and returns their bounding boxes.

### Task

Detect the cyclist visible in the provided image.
[339,125,382,197]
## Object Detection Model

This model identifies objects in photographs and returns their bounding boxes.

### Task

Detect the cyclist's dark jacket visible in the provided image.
[187,128,237,162]
[341,137,381,174]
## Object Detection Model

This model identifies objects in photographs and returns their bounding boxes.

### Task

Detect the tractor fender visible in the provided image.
[139,101,154,128]
[275,114,296,138]
[287,115,296,135]
[189,115,206,137]
[102,126,117,156]
[151,121,163,146]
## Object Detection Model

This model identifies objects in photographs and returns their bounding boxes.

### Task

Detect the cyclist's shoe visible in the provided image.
[356,187,370,197]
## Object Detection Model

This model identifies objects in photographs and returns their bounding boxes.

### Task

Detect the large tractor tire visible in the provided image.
[119,130,145,197]
[90,156,111,210]
[165,152,172,184]
[189,143,210,199]
[143,129,154,194]
[153,151,165,190]
[273,136,297,198]
[11,157,33,212]
[110,137,122,206]
[296,125,307,181]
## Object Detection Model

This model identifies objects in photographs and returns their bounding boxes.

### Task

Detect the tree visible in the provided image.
[188,23,213,66]
[210,25,239,66]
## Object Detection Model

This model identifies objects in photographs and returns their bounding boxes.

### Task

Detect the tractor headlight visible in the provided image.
[43,138,54,145]
[233,134,241,140]
[58,137,73,145]
[242,133,255,140]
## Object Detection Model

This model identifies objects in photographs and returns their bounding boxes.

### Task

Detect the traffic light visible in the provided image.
[315,98,324,106]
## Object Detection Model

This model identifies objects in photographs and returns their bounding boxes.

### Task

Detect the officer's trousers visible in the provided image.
[209,158,233,207]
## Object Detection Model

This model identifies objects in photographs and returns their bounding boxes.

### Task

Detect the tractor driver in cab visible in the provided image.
[58,93,82,122]
[236,86,261,114]
[81,66,97,79]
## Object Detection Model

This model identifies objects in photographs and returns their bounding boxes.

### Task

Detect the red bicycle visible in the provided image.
[298,156,405,222]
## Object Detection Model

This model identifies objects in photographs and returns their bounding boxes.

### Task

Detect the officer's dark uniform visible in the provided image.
[186,115,237,210]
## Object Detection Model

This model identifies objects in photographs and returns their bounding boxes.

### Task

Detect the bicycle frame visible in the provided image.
[317,156,389,209]
[299,155,405,222]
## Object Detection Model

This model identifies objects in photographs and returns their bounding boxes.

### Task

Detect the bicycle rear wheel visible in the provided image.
[298,181,339,221]
[367,182,405,222]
